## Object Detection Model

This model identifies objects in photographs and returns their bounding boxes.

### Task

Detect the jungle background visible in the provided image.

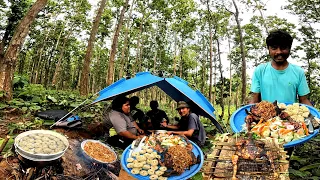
[0,0,320,179]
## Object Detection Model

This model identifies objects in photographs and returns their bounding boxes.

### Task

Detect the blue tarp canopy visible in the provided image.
[92,72,224,133]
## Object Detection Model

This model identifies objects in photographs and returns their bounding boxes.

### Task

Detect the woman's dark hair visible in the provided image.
[266,30,293,48]
[112,96,129,112]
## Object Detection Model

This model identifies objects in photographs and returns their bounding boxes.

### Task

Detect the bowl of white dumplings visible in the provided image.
[14,130,69,161]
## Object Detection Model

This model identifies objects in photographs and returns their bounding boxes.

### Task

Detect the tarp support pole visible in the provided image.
[50,91,100,129]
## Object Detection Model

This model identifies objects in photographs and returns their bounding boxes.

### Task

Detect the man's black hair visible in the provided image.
[112,96,129,112]
[129,96,139,107]
[266,30,293,48]
[150,100,158,108]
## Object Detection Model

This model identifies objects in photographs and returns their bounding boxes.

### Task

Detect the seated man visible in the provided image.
[103,96,144,149]
[146,100,169,130]
[161,101,206,147]
[129,96,146,130]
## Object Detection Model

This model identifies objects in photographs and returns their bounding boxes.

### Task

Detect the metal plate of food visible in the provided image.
[81,139,117,164]
[230,102,320,148]
[14,130,69,161]
[154,130,167,134]
[121,137,204,180]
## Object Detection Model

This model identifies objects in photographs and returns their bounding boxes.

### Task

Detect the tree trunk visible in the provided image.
[133,18,143,75]
[107,0,130,86]
[213,49,217,105]
[80,0,107,96]
[254,0,268,34]
[0,0,48,100]
[34,30,50,84]
[173,33,177,75]
[206,0,213,103]
[217,38,224,120]
[232,0,247,105]
[152,51,157,100]
[138,36,144,72]
[119,0,135,79]
[179,42,183,78]
[46,26,63,87]
[227,36,232,121]
[52,30,71,88]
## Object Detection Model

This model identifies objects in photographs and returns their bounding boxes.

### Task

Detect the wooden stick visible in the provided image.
[26,167,35,180]
[0,135,10,154]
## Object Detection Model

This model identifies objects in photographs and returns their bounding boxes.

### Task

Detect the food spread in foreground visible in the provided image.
[244,101,320,143]
[84,141,117,163]
[126,134,200,178]
[18,133,66,154]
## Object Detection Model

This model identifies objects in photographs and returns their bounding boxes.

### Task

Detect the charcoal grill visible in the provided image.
[202,136,290,180]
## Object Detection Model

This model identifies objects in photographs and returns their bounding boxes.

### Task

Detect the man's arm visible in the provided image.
[299,95,313,106]
[118,131,140,140]
[170,129,194,137]
[161,122,180,130]
[133,121,144,134]
[249,92,261,104]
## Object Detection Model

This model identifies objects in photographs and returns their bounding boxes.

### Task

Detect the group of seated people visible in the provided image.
[103,95,206,149]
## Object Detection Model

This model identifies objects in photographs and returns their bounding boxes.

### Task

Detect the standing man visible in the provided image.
[146,100,169,130]
[161,101,206,147]
[250,29,312,106]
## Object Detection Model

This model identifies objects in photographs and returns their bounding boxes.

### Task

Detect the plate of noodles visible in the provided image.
[81,139,117,164]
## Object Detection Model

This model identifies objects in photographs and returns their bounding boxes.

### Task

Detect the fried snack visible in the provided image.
[84,141,116,163]
[166,145,193,174]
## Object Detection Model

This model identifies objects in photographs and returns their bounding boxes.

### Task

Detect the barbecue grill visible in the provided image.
[202,135,290,180]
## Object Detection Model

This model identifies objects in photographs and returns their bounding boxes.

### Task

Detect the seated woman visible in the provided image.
[104,96,144,149]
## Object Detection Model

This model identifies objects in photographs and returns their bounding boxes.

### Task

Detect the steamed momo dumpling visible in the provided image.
[146,149,153,153]
[151,159,158,166]
[137,155,146,162]
[43,148,53,154]
[155,170,164,176]
[34,147,44,154]
[132,152,139,157]
[134,162,143,168]
[127,157,134,163]
[150,175,158,180]
[159,166,167,172]
[131,168,140,174]
[127,163,134,168]
[147,169,155,175]
[139,170,148,176]
[150,166,158,171]
[142,164,151,170]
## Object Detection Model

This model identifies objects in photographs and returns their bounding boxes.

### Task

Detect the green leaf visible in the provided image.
[191,172,203,180]
[0,103,8,110]
[290,155,309,165]
[47,95,57,103]
[289,168,311,178]
[21,107,28,112]
[299,163,320,171]
[0,138,14,155]
[43,120,55,126]
[29,105,41,111]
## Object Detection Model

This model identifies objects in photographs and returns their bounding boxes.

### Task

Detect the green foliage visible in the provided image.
[1,82,106,123]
